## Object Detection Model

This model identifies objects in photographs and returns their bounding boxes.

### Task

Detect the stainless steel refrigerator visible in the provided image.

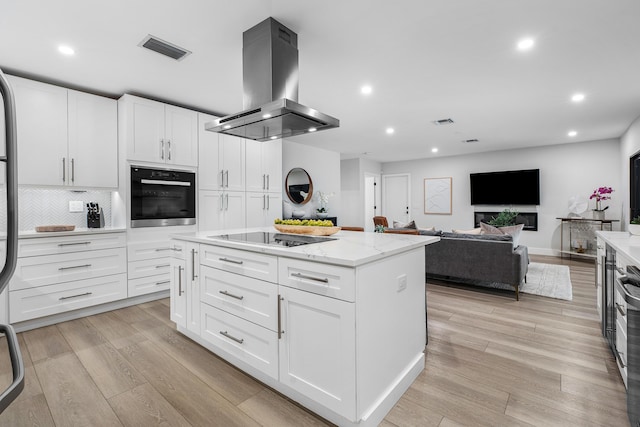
[0,68,24,412]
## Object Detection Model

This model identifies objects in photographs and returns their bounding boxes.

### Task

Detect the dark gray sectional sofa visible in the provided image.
[424,231,529,300]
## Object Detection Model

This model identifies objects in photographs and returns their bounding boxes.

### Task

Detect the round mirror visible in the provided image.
[285,168,313,205]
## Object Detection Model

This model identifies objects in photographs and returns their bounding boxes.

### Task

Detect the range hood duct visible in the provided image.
[206,17,339,141]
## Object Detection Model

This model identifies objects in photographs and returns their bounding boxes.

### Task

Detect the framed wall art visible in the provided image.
[424,177,452,214]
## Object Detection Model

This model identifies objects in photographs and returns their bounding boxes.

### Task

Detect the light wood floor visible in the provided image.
[0,255,629,426]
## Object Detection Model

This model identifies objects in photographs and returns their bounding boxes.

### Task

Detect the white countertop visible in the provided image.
[18,227,126,239]
[596,230,640,265]
[171,227,439,267]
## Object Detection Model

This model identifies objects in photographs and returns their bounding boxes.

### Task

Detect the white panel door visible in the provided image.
[165,104,198,167]
[245,140,264,192]
[185,243,200,334]
[170,258,187,328]
[263,139,282,193]
[382,173,411,224]
[67,90,118,188]
[127,95,165,163]
[279,286,356,419]
[246,192,267,228]
[219,134,245,191]
[198,191,224,232]
[266,193,282,224]
[224,191,246,229]
[9,75,68,186]
[198,113,221,190]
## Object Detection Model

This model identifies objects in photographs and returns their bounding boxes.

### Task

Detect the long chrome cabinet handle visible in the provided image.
[178,265,183,296]
[220,170,224,188]
[224,170,229,188]
[218,257,243,265]
[71,158,75,183]
[155,280,170,286]
[59,292,92,301]
[62,158,66,183]
[219,330,244,344]
[615,346,626,368]
[58,241,90,247]
[291,272,329,283]
[267,174,269,190]
[191,248,198,280]
[278,295,283,339]
[167,140,171,160]
[58,264,91,271]
[262,174,266,190]
[155,264,170,269]
[219,290,243,300]
[171,246,182,252]
[156,247,171,252]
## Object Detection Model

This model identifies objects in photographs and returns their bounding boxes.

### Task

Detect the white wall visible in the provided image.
[340,158,383,228]
[620,114,640,228]
[382,139,621,255]
[282,141,341,220]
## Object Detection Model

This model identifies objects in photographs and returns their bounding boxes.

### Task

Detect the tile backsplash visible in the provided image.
[0,188,114,231]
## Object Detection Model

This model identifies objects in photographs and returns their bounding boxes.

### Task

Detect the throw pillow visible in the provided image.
[480,222,503,235]
[451,227,481,235]
[393,220,417,229]
[499,223,524,248]
[418,226,435,232]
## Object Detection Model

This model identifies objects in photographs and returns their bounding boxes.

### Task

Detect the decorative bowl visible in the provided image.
[274,224,341,236]
[291,210,306,218]
[316,212,329,219]
[629,224,640,236]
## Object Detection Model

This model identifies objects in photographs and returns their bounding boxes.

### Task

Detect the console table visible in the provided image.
[557,217,618,259]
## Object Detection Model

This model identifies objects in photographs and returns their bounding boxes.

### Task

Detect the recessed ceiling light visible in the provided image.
[386,127,395,135]
[361,85,372,95]
[58,45,75,56]
[517,38,535,51]
[262,113,272,119]
[223,125,231,129]
[270,136,278,140]
[571,93,585,102]
[308,127,317,132]
[431,148,438,153]
[568,130,577,137]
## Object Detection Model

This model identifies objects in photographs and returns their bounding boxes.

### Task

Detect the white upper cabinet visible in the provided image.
[198,113,245,191]
[245,139,282,193]
[122,94,198,167]
[9,75,117,188]
[67,90,118,188]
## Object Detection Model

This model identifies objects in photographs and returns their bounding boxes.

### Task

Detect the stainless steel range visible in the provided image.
[210,232,336,247]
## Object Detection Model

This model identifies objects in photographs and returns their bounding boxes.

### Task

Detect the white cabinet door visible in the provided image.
[263,139,282,193]
[170,258,187,328]
[9,75,68,186]
[165,104,198,167]
[224,191,247,229]
[219,134,245,191]
[198,113,221,190]
[67,90,118,188]
[246,192,282,227]
[279,286,356,419]
[124,95,165,164]
[245,139,282,193]
[266,193,282,223]
[199,191,223,232]
[185,243,200,334]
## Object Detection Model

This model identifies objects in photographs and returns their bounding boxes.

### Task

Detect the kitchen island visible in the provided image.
[170,227,438,427]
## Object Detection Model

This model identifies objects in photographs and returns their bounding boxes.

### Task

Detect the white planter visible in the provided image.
[629,224,640,236]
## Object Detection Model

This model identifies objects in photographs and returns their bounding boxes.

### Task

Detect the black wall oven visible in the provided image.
[130,166,196,228]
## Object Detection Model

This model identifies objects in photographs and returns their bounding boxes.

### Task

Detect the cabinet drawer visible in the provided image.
[10,248,126,290]
[128,257,171,280]
[615,286,628,332]
[615,319,628,388]
[128,240,183,262]
[200,265,277,331]
[279,258,355,302]
[200,245,277,283]
[18,233,126,257]
[200,303,278,380]
[128,273,171,297]
[10,273,127,323]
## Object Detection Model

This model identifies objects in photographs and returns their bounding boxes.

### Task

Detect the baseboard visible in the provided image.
[527,247,557,256]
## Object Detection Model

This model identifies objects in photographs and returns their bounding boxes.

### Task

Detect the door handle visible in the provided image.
[191,248,198,280]
[62,158,66,183]
[71,158,75,183]
[167,140,171,161]
[160,140,165,160]
[224,170,229,188]
[178,265,183,296]
[267,174,269,190]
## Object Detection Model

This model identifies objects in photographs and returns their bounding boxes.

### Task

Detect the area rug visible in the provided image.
[519,262,573,300]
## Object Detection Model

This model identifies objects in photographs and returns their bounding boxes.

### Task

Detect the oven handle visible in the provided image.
[140,179,191,187]
[616,277,640,309]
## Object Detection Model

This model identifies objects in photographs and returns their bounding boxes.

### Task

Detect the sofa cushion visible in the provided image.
[393,220,417,229]
[418,229,442,236]
[480,222,503,235]
[481,222,524,247]
[451,227,482,235]
[441,232,512,241]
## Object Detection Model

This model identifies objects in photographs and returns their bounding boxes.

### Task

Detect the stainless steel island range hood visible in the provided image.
[206,17,339,141]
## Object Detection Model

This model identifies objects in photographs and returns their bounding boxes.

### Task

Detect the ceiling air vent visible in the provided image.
[139,34,191,61]
[433,118,454,125]
[462,139,479,143]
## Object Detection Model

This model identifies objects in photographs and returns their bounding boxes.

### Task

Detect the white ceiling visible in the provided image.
[1,0,639,163]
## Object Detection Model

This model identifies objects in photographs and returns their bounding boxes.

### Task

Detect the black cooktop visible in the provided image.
[210,232,337,247]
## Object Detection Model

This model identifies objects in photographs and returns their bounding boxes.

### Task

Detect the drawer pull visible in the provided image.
[615,347,626,369]
[58,264,92,271]
[59,292,92,301]
[171,246,183,252]
[219,330,244,344]
[57,241,90,247]
[156,280,170,286]
[178,266,183,295]
[616,302,627,317]
[616,266,626,275]
[219,290,244,300]
[291,272,329,283]
[155,264,170,269]
[219,257,243,265]
[156,248,171,252]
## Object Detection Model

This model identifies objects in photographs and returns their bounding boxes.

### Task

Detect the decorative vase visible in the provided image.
[593,210,605,220]
[630,224,640,236]
[317,212,329,219]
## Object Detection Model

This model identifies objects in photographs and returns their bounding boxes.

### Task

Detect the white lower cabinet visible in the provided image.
[127,239,182,297]
[9,232,127,323]
[170,257,187,328]
[170,242,199,333]
[279,285,356,418]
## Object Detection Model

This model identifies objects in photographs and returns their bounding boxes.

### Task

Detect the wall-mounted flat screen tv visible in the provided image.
[470,169,540,205]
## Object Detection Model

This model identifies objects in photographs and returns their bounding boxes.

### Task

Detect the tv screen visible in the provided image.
[470,169,540,205]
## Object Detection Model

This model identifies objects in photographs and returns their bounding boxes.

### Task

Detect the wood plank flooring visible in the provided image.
[0,255,629,426]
